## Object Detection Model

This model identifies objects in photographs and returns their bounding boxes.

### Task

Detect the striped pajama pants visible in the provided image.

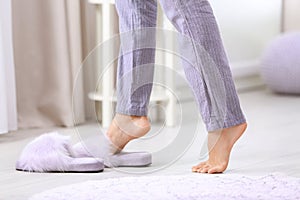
[115,0,246,131]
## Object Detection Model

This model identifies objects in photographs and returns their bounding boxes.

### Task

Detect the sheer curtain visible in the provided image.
[12,0,97,128]
[0,0,18,134]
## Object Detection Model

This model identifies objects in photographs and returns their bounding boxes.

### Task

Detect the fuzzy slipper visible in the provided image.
[16,132,104,173]
[73,135,152,168]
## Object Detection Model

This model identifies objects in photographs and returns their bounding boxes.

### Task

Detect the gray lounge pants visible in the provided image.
[115,0,246,131]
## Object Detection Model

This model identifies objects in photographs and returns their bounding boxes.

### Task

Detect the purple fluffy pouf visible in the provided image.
[261,32,300,94]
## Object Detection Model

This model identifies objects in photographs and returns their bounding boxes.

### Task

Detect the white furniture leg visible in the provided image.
[101,3,115,127]
[163,15,176,127]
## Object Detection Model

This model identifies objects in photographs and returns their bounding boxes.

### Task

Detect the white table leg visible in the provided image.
[95,5,102,122]
[163,16,176,127]
[102,3,115,127]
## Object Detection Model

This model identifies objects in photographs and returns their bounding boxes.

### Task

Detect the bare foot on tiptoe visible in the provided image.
[106,114,151,154]
[192,123,247,174]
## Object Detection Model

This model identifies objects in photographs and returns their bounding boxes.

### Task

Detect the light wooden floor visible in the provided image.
[1,88,300,200]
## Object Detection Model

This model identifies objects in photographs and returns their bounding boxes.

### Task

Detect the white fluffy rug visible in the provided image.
[30,174,300,200]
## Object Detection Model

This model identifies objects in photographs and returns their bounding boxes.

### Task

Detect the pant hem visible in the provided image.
[206,118,246,132]
[116,107,148,116]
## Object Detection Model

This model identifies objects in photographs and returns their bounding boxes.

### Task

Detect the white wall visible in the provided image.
[211,0,282,63]
[209,0,282,77]
[283,0,300,31]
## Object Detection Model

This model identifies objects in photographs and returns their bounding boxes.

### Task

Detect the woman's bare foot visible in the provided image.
[106,114,151,153]
[192,123,247,174]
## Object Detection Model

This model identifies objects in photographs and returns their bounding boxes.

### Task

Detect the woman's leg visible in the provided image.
[159,0,247,173]
[115,0,157,116]
[106,0,157,151]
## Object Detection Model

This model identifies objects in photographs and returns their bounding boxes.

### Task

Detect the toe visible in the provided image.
[200,165,210,173]
[196,165,207,173]
[192,167,199,172]
[192,162,207,171]
[192,166,203,173]
[208,165,224,174]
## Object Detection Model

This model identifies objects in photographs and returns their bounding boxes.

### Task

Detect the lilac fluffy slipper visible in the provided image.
[16,132,104,173]
[73,135,152,168]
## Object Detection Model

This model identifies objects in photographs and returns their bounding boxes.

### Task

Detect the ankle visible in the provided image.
[116,114,151,134]
[225,122,247,131]
[124,114,151,128]
[134,117,151,132]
